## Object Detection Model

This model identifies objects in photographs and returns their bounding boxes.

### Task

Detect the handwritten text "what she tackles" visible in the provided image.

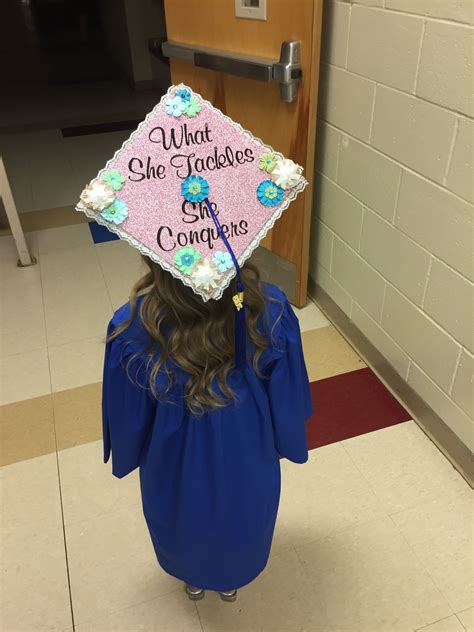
[127,122,255,181]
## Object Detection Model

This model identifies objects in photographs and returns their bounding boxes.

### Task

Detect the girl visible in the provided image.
[102,256,312,601]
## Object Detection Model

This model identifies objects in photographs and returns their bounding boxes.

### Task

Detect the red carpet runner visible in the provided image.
[306,367,410,450]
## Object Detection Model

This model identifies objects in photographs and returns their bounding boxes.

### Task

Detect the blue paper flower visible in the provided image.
[166,96,187,118]
[100,198,128,224]
[176,88,191,102]
[174,246,201,273]
[181,175,210,203]
[257,180,284,207]
[101,169,125,191]
[213,251,234,272]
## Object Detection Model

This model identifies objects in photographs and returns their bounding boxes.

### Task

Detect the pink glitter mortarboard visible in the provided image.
[76,84,307,305]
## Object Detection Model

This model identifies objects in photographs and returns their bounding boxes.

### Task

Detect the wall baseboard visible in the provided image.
[308,278,473,487]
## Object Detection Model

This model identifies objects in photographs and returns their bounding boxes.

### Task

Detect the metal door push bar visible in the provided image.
[157,39,302,103]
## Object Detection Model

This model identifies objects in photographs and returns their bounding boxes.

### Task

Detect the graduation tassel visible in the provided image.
[203,198,247,370]
[232,280,246,371]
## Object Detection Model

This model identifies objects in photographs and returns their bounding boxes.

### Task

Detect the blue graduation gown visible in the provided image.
[102,284,312,591]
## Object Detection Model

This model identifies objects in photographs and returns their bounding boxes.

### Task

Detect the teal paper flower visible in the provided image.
[258,152,277,174]
[174,246,201,273]
[166,96,187,118]
[184,96,202,118]
[176,88,191,101]
[257,180,284,207]
[101,169,125,191]
[181,175,209,203]
[214,251,234,272]
[100,198,128,224]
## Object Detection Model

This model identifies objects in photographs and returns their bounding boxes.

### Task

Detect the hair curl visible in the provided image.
[109,256,281,415]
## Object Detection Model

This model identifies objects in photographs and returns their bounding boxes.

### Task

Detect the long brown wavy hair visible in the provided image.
[109,255,280,415]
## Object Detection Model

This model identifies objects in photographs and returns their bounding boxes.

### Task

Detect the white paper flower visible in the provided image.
[271,158,304,190]
[80,179,116,211]
[190,259,222,295]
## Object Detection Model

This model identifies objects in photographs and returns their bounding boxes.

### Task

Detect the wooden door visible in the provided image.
[163,0,323,306]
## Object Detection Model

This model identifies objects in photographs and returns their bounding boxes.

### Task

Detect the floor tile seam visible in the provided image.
[52,404,76,632]
[454,608,471,631]
[294,472,388,496]
[0,377,102,417]
[40,243,104,267]
[292,512,397,560]
[385,512,458,618]
[414,614,462,632]
[293,513,462,627]
[286,504,395,550]
[61,496,143,531]
[47,334,106,354]
[92,241,116,318]
[301,323,333,336]
[386,489,472,520]
[36,242,97,258]
[0,390,51,415]
[37,234,53,355]
[339,423,468,503]
[71,584,183,629]
[194,599,205,632]
[38,249,54,397]
[61,497,147,535]
[0,343,49,361]
[284,541,314,586]
[338,437,400,511]
[302,325,369,367]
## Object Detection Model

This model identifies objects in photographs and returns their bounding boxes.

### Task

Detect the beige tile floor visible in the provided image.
[1,423,472,632]
[1,222,473,631]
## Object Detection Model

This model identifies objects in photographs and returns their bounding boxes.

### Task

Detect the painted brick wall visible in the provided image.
[311,0,473,449]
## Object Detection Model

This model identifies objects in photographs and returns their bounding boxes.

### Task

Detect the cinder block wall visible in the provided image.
[311,0,473,449]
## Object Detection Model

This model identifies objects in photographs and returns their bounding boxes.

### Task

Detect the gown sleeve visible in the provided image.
[102,321,157,478]
[264,300,313,464]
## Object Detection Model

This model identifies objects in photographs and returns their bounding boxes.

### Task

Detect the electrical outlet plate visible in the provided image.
[235,0,267,21]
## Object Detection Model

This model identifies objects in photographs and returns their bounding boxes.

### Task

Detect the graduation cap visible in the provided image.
[76,84,307,368]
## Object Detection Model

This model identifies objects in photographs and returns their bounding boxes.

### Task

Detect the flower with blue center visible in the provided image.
[101,169,126,191]
[213,251,234,273]
[257,180,284,207]
[165,95,187,118]
[174,246,201,273]
[176,88,191,102]
[100,198,128,224]
[181,175,210,203]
